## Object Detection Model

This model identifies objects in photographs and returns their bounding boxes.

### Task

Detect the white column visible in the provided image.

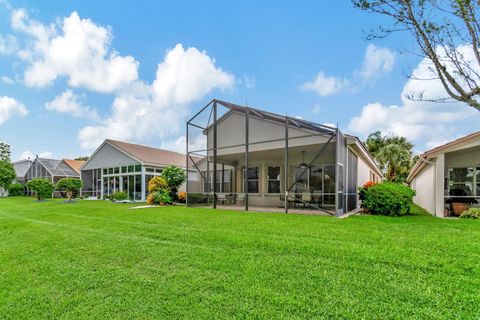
[141,166,146,201]
[100,170,104,200]
[435,154,445,217]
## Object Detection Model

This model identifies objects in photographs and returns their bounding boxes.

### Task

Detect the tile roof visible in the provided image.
[62,159,86,175]
[106,139,187,168]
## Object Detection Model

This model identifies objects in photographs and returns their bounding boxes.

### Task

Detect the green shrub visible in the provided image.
[161,166,186,201]
[460,208,480,219]
[362,182,415,216]
[7,183,24,196]
[56,178,83,201]
[26,178,54,200]
[152,190,172,204]
[161,166,186,189]
[112,191,128,201]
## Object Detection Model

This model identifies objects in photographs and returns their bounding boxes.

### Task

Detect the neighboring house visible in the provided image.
[13,159,33,184]
[24,157,85,196]
[186,99,382,216]
[407,130,480,217]
[80,139,191,200]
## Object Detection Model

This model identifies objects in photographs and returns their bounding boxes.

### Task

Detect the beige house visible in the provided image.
[186,99,382,216]
[407,131,480,217]
[81,139,190,200]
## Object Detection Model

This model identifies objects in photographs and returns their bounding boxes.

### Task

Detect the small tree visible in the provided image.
[26,178,54,201]
[56,178,83,201]
[160,166,186,200]
[0,160,16,196]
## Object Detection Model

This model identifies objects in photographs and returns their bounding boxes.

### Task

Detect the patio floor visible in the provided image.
[204,204,335,216]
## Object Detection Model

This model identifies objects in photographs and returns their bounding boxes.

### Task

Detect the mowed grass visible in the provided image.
[0,198,479,319]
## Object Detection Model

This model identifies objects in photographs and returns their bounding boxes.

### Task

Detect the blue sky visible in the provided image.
[0,0,479,160]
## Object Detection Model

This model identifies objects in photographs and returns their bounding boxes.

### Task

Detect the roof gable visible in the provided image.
[106,139,187,168]
[81,142,139,171]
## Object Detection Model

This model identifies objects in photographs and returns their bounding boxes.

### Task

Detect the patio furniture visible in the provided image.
[301,192,312,207]
[217,193,227,205]
[236,193,246,205]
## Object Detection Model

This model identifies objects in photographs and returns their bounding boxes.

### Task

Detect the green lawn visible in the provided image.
[0,198,479,319]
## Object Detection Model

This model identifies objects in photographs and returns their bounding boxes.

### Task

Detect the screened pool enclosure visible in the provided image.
[186,99,359,216]
[25,158,80,197]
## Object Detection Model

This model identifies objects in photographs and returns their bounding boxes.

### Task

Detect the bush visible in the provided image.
[147,190,172,205]
[460,208,480,219]
[161,166,186,190]
[56,178,83,201]
[161,166,186,201]
[148,176,168,193]
[358,180,377,201]
[8,183,24,196]
[153,190,173,204]
[362,182,415,216]
[112,191,128,201]
[26,178,54,200]
[147,193,155,205]
[177,191,186,203]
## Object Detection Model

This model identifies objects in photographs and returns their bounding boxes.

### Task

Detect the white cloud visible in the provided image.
[357,44,395,83]
[323,122,336,128]
[1,76,14,84]
[0,34,17,54]
[20,150,54,160]
[301,44,395,97]
[12,10,138,92]
[45,90,99,121]
[348,44,480,151]
[0,96,28,124]
[312,104,321,114]
[78,44,235,149]
[160,134,207,154]
[300,71,350,96]
[240,75,256,89]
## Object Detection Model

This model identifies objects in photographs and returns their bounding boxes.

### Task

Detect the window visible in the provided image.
[121,166,127,173]
[245,167,259,193]
[477,167,480,197]
[128,165,134,173]
[114,167,120,174]
[222,170,231,192]
[146,168,155,173]
[135,165,142,172]
[310,166,323,193]
[449,167,474,196]
[268,167,281,193]
[108,168,113,174]
[294,167,309,193]
[103,168,107,175]
[155,169,163,174]
[135,175,142,200]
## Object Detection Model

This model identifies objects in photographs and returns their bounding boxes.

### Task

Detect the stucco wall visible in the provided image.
[411,162,435,214]
[207,112,333,156]
[356,156,370,189]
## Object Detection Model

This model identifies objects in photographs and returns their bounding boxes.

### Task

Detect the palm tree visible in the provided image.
[366,132,416,183]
